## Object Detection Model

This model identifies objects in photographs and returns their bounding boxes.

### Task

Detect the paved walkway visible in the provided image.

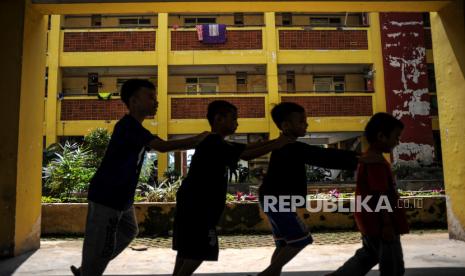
[1,232,465,276]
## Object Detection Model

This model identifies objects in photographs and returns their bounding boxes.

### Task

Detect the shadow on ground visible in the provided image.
[0,250,36,276]
[101,268,465,276]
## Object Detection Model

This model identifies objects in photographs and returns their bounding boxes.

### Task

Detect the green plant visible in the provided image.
[83,128,111,167]
[43,142,96,200]
[139,154,156,184]
[226,193,236,202]
[146,178,181,202]
[41,196,62,203]
[134,195,145,202]
[43,143,63,167]
[163,169,181,184]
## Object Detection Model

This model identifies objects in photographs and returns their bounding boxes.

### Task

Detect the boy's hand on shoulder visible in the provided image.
[358,153,385,164]
[276,134,296,148]
[194,131,210,145]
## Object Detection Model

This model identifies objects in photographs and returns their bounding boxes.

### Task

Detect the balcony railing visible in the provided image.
[170,27,264,51]
[169,94,267,119]
[62,28,156,52]
[280,92,374,117]
[278,27,369,50]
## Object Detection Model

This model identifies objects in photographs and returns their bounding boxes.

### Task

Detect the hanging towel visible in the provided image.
[208,24,219,36]
[196,24,203,41]
[202,24,227,44]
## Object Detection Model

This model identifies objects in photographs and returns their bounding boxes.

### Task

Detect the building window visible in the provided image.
[282,13,292,26]
[286,71,296,92]
[88,73,99,95]
[314,76,345,92]
[310,16,341,26]
[91,14,102,27]
[234,13,245,26]
[184,17,216,26]
[186,77,218,94]
[119,17,152,26]
[236,72,247,92]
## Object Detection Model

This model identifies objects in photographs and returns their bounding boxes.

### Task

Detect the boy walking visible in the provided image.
[327,112,409,276]
[71,79,208,276]
[258,102,361,276]
[172,100,291,276]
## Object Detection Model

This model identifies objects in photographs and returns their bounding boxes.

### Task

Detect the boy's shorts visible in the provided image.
[261,203,313,248]
[172,204,220,261]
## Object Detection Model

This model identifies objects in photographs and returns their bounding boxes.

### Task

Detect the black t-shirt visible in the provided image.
[259,142,358,199]
[88,114,156,210]
[176,133,246,225]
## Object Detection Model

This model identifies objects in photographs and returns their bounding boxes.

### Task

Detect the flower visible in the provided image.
[329,188,340,199]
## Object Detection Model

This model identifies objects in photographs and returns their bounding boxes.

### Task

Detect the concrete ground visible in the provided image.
[1,233,465,276]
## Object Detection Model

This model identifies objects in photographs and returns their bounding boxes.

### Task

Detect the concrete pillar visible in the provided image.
[265,12,280,139]
[0,0,47,257]
[156,13,169,181]
[431,0,465,241]
[369,12,388,114]
[45,15,62,147]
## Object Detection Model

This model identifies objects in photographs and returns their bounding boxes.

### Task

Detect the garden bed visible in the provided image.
[41,196,446,235]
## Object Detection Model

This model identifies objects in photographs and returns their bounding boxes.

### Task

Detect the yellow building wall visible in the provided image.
[64,17,89,28]
[219,75,235,92]
[346,74,365,91]
[168,76,186,93]
[296,74,312,91]
[248,75,267,92]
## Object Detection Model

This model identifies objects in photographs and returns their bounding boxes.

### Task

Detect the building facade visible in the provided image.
[44,11,440,179]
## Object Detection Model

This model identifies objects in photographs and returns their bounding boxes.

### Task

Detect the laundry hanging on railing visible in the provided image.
[195,24,227,44]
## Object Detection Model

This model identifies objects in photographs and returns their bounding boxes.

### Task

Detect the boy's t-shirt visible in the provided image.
[354,158,409,237]
[176,133,246,225]
[88,114,156,211]
[259,141,358,200]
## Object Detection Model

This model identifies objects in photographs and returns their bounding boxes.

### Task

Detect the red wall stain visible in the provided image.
[380,13,434,163]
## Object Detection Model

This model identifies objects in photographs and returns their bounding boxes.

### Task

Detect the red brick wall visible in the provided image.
[171,97,265,119]
[61,99,127,120]
[63,31,156,52]
[279,30,368,50]
[171,30,262,50]
[281,96,373,117]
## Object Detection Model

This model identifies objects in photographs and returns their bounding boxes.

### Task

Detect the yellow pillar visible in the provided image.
[265,12,280,139]
[156,13,169,181]
[45,15,61,147]
[0,1,47,256]
[369,12,387,114]
[431,0,465,241]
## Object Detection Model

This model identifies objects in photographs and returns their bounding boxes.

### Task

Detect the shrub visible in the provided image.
[83,128,111,167]
[146,178,181,202]
[43,142,96,200]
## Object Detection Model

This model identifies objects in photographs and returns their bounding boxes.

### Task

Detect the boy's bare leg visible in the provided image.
[270,246,284,263]
[258,245,305,276]
[174,258,203,276]
[173,255,184,276]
